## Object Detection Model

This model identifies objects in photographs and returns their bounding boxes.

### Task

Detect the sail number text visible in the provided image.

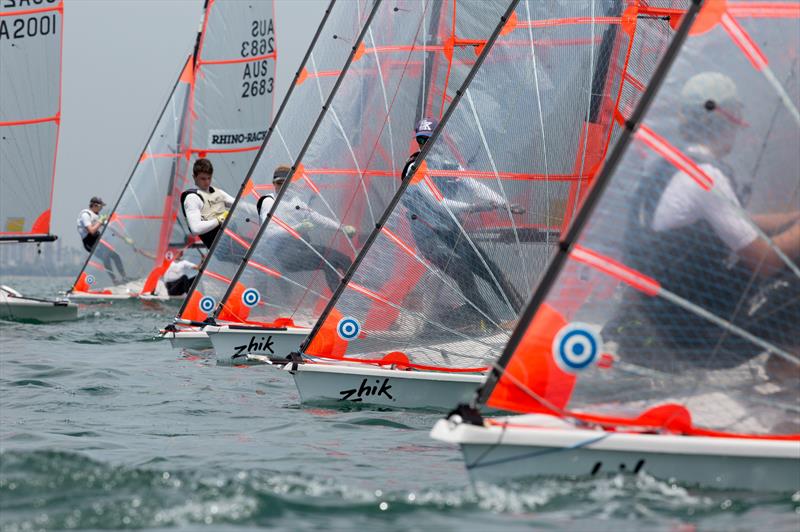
[0,13,57,41]
[240,18,274,99]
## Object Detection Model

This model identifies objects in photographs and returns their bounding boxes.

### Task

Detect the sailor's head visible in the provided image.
[679,72,744,155]
[414,117,437,148]
[273,165,291,187]
[89,196,106,214]
[193,158,214,190]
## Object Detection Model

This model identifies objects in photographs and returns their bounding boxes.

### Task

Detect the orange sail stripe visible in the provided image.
[570,245,661,297]
[204,270,232,284]
[727,2,800,18]
[247,260,281,278]
[0,114,59,127]
[636,125,714,190]
[721,12,769,71]
[0,2,62,16]
[189,146,261,155]
[197,51,276,66]
[519,16,622,29]
[272,216,302,240]
[381,227,419,260]
[223,228,250,249]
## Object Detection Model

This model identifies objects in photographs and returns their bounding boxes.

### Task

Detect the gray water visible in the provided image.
[1,275,798,531]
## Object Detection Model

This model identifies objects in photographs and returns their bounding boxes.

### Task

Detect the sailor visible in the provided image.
[162,250,198,296]
[609,72,800,373]
[181,158,235,249]
[77,196,128,284]
[256,166,354,293]
[401,118,526,328]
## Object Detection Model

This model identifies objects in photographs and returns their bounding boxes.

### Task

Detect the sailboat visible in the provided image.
[431,0,800,492]
[67,0,276,302]
[0,1,77,322]
[163,0,372,352]
[201,0,516,366]
[285,0,682,409]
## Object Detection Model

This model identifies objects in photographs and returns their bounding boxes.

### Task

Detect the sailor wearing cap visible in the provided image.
[77,196,128,284]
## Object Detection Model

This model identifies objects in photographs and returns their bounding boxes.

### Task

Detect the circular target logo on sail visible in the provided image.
[199,296,216,313]
[242,288,261,308]
[552,323,601,373]
[86,274,95,286]
[337,317,360,340]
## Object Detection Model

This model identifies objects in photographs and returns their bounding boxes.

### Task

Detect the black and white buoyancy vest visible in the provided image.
[181,187,229,247]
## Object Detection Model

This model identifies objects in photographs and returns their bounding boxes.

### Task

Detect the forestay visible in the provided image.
[299,0,680,371]
[69,0,276,296]
[176,0,371,323]
[482,0,800,439]
[0,0,63,242]
[212,0,509,328]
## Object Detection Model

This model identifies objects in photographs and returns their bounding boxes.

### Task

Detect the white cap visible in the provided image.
[680,72,739,110]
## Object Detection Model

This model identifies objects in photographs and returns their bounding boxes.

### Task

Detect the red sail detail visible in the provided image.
[305,307,348,358]
[183,290,208,322]
[487,304,573,414]
[217,282,250,322]
[30,210,51,235]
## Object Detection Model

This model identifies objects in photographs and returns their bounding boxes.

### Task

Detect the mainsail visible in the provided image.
[298,0,680,370]
[480,0,800,438]
[208,0,510,329]
[69,0,276,297]
[0,0,63,243]
[175,0,372,323]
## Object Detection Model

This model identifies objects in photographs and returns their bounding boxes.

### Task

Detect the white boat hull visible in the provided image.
[0,293,77,323]
[289,362,485,410]
[205,325,310,365]
[158,327,213,350]
[430,414,800,492]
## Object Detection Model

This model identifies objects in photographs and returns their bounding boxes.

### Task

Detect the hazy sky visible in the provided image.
[51,0,327,243]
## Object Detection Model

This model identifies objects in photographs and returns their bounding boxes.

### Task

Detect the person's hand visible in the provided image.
[342,225,356,238]
[510,203,526,215]
[296,220,314,233]
[123,236,134,245]
[98,214,109,223]
[216,211,229,225]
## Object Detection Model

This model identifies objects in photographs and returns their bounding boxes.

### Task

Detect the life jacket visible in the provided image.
[78,209,99,251]
[256,193,274,219]
[181,187,228,248]
[614,152,766,367]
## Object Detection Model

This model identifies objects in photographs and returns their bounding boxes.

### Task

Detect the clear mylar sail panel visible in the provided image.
[179,0,371,322]
[302,0,679,369]
[0,1,62,239]
[488,2,800,437]
[71,0,275,295]
[220,0,509,327]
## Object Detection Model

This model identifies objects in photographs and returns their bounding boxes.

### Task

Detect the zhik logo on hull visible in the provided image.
[232,335,274,359]
[339,378,394,402]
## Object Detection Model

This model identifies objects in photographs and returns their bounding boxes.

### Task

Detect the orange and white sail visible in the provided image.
[207,0,513,330]
[69,0,276,296]
[175,0,372,324]
[297,0,681,371]
[482,0,799,439]
[0,0,63,243]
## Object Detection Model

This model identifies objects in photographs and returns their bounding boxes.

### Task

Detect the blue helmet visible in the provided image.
[414,117,437,138]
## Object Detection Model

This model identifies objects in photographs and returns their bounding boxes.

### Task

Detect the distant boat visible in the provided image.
[163,0,371,352]
[68,0,276,302]
[200,0,515,366]
[0,1,77,322]
[432,0,800,492]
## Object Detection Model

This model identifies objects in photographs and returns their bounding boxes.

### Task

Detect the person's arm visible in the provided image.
[221,189,236,208]
[297,198,340,230]
[184,195,219,235]
[258,195,275,223]
[738,221,800,276]
[81,212,102,235]
[752,211,800,234]
[463,178,506,210]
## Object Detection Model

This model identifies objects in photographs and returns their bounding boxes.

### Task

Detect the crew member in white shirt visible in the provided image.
[76,196,128,284]
[163,250,199,296]
[256,166,354,293]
